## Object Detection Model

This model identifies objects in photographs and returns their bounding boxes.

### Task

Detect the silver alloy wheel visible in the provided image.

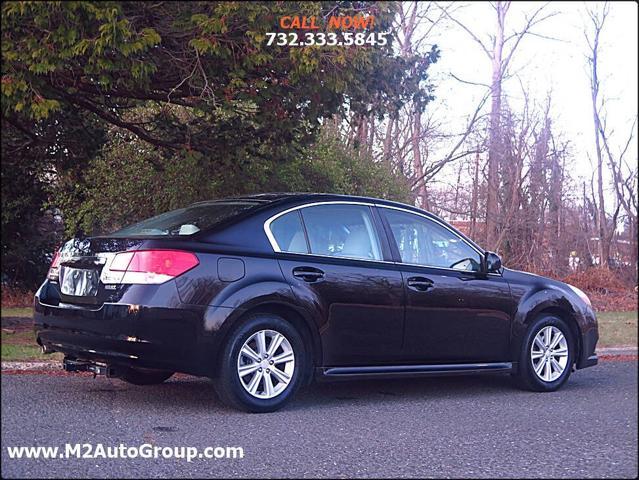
[237,329,295,399]
[531,325,568,382]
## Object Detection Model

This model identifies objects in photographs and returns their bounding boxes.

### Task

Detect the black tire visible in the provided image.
[214,313,307,413]
[119,367,174,386]
[514,315,575,392]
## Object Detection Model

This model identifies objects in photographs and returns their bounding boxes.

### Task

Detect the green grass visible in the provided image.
[1,307,33,318]
[0,329,63,362]
[0,309,635,362]
[597,311,638,348]
[2,329,40,361]
[1,344,44,362]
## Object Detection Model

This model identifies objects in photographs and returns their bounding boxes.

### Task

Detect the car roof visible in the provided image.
[191,193,485,254]
[191,192,453,229]
[206,192,424,212]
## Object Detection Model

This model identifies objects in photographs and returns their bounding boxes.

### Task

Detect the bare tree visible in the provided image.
[599,111,638,276]
[396,1,434,208]
[438,1,557,249]
[380,2,490,211]
[584,1,635,272]
[585,2,612,267]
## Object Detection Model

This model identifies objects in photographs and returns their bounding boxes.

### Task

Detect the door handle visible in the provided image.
[292,267,325,282]
[406,276,434,292]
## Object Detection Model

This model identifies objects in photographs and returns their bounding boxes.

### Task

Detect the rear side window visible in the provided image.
[111,201,259,237]
[300,204,382,261]
[269,211,308,253]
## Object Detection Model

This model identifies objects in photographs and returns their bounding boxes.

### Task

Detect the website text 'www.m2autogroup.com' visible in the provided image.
[6,443,245,462]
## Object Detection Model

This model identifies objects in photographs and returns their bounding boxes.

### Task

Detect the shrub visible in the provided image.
[1,286,34,308]
[562,268,628,293]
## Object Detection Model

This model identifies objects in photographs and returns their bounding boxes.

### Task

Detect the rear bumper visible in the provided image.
[34,291,212,376]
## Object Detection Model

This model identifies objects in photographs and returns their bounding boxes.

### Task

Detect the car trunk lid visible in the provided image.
[54,237,145,305]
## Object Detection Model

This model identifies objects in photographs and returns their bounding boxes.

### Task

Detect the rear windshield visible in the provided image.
[110,201,259,237]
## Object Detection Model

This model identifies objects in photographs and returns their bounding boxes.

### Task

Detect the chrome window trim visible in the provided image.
[272,250,397,266]
[263,200,500,276]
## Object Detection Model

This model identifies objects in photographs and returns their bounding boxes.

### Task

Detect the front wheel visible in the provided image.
[514,315,575,392]
[214,314,307,413]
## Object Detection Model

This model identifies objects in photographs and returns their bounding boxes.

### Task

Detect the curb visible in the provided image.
[2,361,60,372]
[596,347,638,363]
[2,347,637,373]
[596,347,638,355]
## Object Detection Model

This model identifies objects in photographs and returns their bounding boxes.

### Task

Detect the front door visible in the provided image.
[267,203,405,366]
[379,207,515,363]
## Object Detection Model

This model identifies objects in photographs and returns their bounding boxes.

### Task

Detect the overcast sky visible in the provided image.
[419,1,638,207]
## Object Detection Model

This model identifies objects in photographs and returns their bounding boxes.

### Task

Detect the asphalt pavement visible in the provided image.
[1,361,637,478]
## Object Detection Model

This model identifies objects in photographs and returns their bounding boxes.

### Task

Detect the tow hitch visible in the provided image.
[62,357,118,378]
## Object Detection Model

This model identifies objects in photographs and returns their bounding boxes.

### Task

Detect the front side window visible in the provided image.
[383,209,482,271]
[299,204,383,261]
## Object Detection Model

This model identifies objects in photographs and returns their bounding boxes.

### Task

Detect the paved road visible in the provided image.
[1,361,637,478]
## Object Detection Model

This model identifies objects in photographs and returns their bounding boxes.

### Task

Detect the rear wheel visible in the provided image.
[514,315,574,392]
[119,367,174,386]
[214,314,306,413]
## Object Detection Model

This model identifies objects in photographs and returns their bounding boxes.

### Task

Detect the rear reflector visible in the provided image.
[47,250,62,281]
[101,250,199,285]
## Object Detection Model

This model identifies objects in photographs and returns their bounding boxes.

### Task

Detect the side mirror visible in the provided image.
[485,251,502,273]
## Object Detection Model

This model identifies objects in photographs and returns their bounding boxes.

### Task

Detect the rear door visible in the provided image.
[268,202,405,367]
[378,207,514,363]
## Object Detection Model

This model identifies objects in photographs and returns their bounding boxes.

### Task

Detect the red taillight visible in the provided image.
[47,250,62,280]
[101,250,199,285]
[126,250,199,277]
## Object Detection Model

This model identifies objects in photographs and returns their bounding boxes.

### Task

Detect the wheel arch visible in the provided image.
[511,290,583,365]
[210,301,321,383]
[530,306,582,366]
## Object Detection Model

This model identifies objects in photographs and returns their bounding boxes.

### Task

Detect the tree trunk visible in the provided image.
[470,151,480,239]
[412,110,429,209]
[383,116,394,165]
[589,19,610,268]
[548,149,562,273]
[368,116,375,157]
[485,2,507,249]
